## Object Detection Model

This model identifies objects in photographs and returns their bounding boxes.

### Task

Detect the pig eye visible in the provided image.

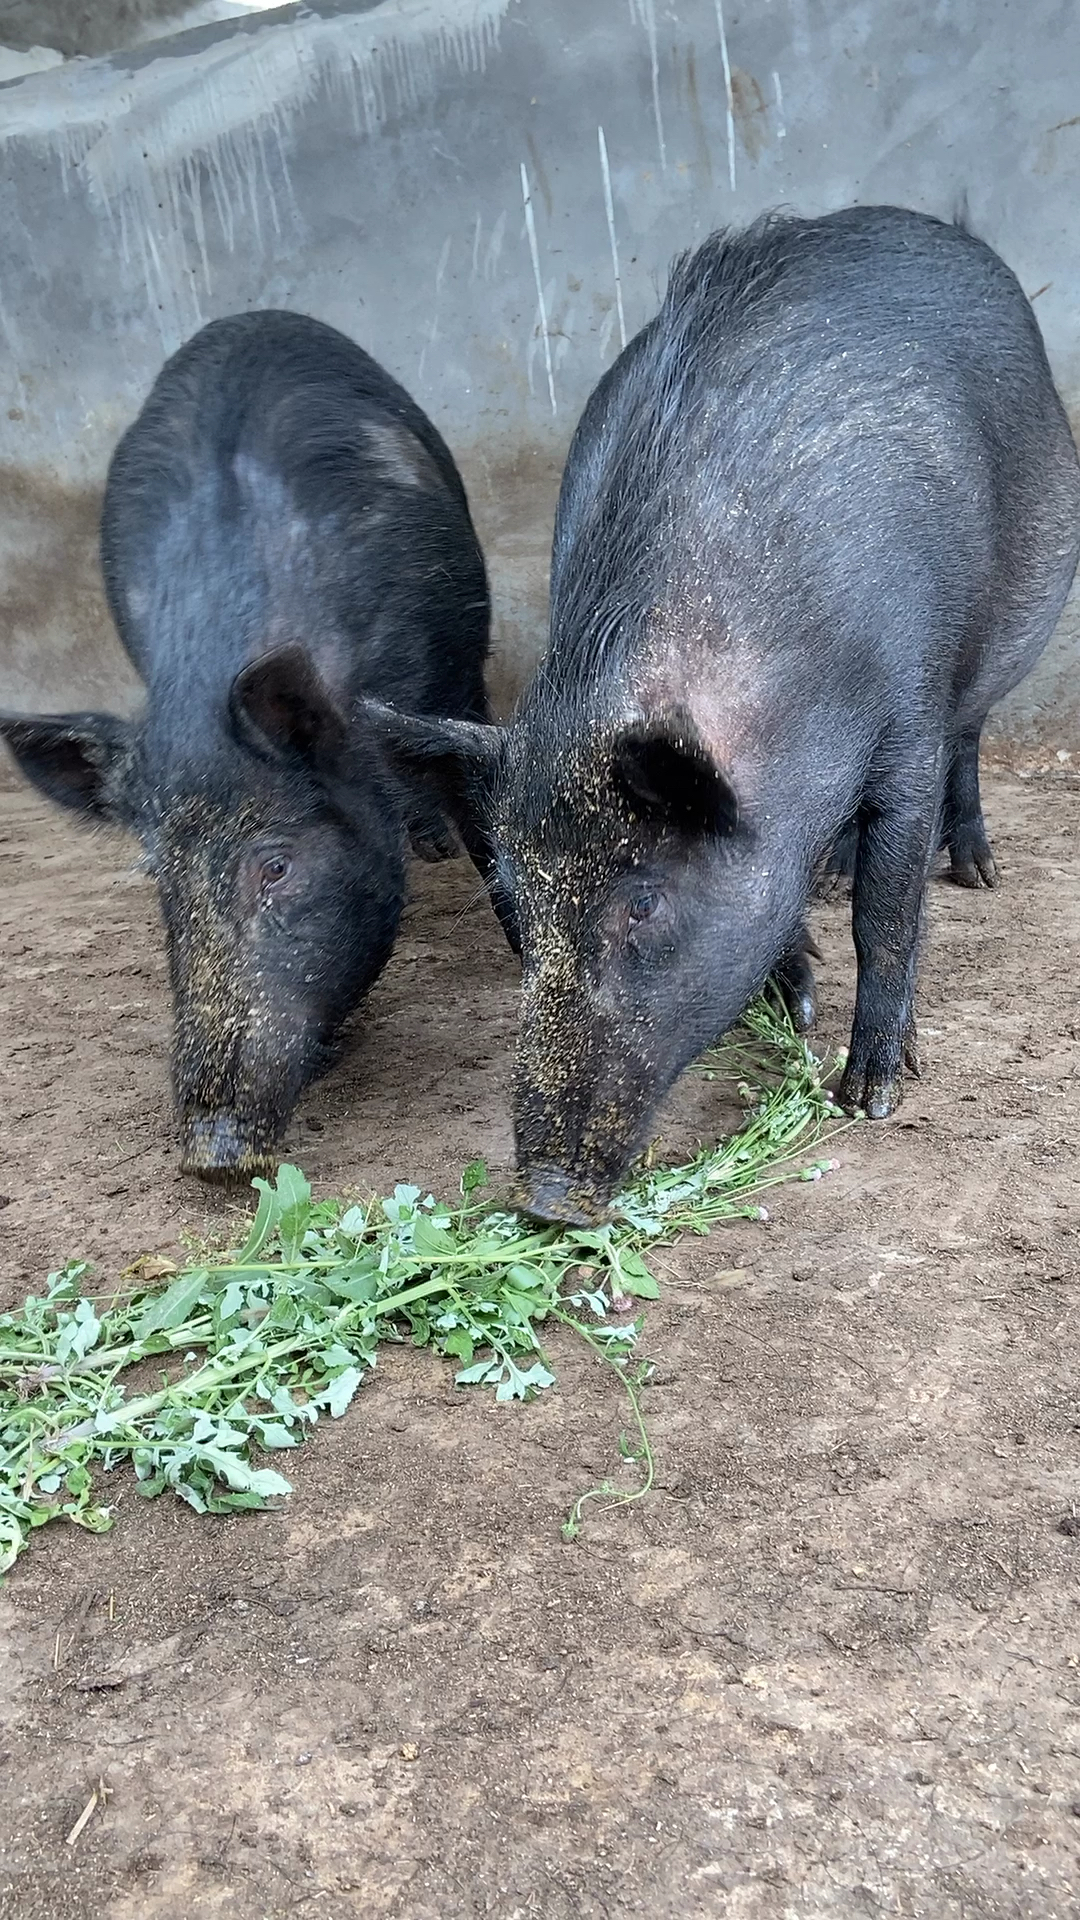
[260,854,291,888]
[628,891,661,927]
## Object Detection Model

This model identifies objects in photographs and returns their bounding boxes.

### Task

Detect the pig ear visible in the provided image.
[359,697,506,822]
[229,645,347,766]
[0,710,131,820]
[612,719,739,839]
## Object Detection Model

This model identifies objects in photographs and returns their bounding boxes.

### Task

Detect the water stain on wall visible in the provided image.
[682,48,714,187]
[730,68,769,163]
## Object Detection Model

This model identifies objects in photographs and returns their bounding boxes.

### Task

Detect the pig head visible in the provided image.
[366,686,814,1224]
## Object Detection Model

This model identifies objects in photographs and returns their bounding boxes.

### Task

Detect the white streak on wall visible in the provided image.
[418,233,452,384]
[788,0,812,66]
[520,160,556,416]
[772,69,786,138]
[0,276,24,360]
[714,0,737,193]
[483,208,506,280]
[597,125,626,352]
[552,289,574,373]
[629,0,667,173]
[598,306,617,363]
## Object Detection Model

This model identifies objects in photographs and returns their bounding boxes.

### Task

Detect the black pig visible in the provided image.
[369,207,1080,1224]
[1,311,503,1178]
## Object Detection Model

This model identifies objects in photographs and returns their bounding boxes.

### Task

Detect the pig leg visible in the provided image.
[942,727,997,888]
[838,764,940,1119]
[819,818,859,890]
[406,791,459,863]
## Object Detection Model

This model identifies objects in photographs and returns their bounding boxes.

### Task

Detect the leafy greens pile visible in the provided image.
[0,999,847,1574]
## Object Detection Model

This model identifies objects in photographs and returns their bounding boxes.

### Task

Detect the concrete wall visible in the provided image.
[1,0,1078,747]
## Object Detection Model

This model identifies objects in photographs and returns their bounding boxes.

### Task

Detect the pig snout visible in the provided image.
[179,1110,279,1182]
[516,1166,609,1228]
[160,842,360,1185]
[513,1047,656,1227]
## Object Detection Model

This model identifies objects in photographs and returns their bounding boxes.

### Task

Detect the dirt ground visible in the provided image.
[0,765,1078,1920]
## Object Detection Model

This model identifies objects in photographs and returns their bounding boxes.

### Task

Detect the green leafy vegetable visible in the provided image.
[0,997,850,1575]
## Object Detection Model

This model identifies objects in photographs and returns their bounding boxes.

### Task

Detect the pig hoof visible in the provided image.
[837,1064,903,1120]
[772,940,818,1033]
[812,868,852,904]
[409,825,458,863]
[864,1080,900,1120]
[946,838,998,888]
[784,983,817,1033]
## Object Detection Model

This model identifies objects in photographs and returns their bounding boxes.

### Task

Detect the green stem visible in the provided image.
[553,1307,655,1537]
[55,1333,311,1439]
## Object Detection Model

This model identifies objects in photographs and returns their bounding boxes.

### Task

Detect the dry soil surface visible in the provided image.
[1,768,1078,1920]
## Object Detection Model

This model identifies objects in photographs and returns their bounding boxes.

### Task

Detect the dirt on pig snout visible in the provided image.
[0,767,1078,1920]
